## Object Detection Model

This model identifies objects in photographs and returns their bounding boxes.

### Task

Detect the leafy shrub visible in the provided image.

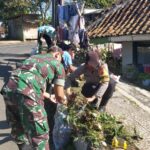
[138,73,150,80]
[124,65,139,81]
[65,94,134,149]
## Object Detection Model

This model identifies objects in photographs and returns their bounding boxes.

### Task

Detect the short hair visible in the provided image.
[68,43,77,51]
[47,45,63,54]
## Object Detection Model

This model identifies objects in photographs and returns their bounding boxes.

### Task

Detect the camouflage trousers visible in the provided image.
[3,92,50,150]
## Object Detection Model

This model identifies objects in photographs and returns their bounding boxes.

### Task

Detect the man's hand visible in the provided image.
[67,92,77,101]
[43,92,50,99]
[62,96,68,105]
[66,88,72,96]
[43,92,57,103]
[86,96,96,102]
[50,94,57,103]
[66,88,75,100]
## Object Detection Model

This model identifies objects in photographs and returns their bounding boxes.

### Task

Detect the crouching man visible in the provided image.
[65,50,116,112]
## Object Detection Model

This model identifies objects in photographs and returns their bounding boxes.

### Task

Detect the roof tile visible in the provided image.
[88,0,150,38]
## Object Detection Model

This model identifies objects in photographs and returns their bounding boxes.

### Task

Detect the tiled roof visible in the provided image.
[88,0,150,38]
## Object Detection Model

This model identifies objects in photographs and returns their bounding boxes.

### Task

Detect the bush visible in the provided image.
[100,48,122,74]
[124,65,139,81]
[138,73,150,80]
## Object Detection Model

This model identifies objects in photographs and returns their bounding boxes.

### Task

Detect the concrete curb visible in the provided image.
[0,40,36,45]
[116,86,150,114]
[0,41,23,45]
[134,86,150,98]
[118,81,150,98]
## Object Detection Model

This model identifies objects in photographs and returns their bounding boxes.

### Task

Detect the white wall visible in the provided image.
[122,42,133,68]
[24,27,38,40]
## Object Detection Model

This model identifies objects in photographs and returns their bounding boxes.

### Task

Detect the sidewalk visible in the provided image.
[117,80,150,114]
[107,80,150,150]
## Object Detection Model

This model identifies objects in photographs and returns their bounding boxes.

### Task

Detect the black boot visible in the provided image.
[99,106,106,112]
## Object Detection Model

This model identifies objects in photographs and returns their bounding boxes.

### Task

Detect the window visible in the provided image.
[137,46,150,64]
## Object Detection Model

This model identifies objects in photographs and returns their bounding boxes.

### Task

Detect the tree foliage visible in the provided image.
[0,0,118,23]
[84,0,116,8]
[0,0,51,23]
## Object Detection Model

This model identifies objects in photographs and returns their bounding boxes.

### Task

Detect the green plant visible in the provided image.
[138,73,150,80]
[99,48,111,62]
[63,81,139,149]
[65,93,134,149]
[74,48,87,66]
[124,65,139,81]
[100,48,122,74]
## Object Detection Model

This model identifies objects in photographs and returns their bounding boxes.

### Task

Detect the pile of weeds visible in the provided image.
[65,86,140,149]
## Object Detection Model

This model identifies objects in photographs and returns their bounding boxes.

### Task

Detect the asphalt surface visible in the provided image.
[0,41,36,150]
[0,41,150,150]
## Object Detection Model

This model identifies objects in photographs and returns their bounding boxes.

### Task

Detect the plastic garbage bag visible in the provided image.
[110,73,120,85]
[53,104,72,150]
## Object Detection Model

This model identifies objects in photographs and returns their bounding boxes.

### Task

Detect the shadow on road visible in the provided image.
[0,53,30,57]
[4,58,26,63]
[0,135,12,145]
[0,64,13,83]
[0,133,10,137]
[0,120,10,130]
[0,121,11,145]
[0,57,26,83]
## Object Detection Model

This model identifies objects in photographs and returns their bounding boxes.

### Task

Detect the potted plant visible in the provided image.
[138,73,150,87]
[124,65,138,81]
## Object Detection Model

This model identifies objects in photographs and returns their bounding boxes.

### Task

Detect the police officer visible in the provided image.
[1,46,66,150]
[65,50,115,112]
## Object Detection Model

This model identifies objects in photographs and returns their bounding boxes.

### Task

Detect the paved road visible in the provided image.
[0,41,36,150]
[0,41,36,62]
[0,42,36,80]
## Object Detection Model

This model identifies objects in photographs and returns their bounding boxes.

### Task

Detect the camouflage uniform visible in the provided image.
[1,53,65,150]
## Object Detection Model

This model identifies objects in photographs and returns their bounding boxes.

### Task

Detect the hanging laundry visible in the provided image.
[56,1,87,48]
[79,16,85,30]
[58,5,64,24]
[57,24,69,41]
[68,4,78,17]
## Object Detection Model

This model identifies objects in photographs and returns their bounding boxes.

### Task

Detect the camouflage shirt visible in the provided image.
[4,53,65,101]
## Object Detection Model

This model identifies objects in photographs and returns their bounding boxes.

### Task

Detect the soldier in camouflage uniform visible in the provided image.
[1,46,66,150]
